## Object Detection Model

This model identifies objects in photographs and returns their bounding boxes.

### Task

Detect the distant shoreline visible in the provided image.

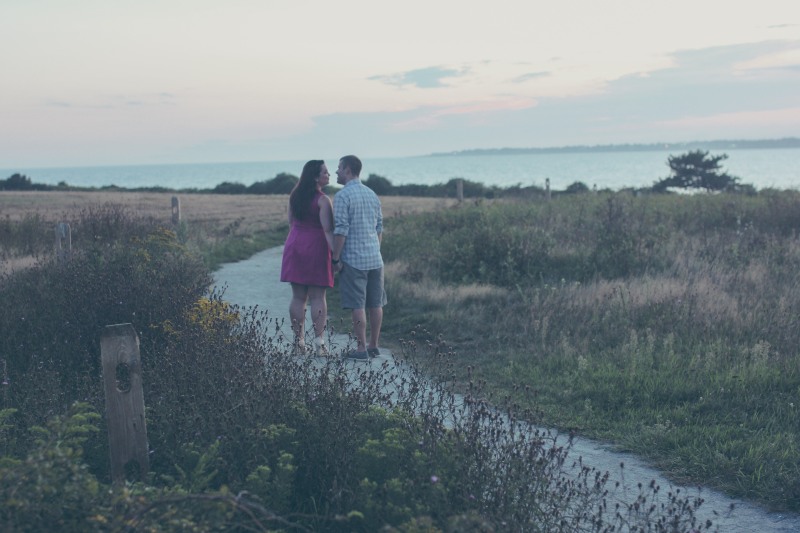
[427,137,800,157]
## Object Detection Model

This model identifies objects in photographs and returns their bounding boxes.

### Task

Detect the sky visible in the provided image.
[1,0,799,168]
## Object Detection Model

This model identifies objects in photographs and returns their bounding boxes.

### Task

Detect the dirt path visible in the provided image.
[214,246,800,533]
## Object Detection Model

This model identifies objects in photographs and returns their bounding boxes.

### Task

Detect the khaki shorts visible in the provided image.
[339,262,387,309]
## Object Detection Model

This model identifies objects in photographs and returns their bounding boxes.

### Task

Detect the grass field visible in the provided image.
[5,189,706,531]
[4,187,798,515]
[0,190,455,273]
[379,191,800,512]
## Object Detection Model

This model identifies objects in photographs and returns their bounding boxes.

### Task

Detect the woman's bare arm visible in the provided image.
[318,194,334,251]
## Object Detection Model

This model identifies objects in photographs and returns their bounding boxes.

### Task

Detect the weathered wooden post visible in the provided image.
[546,178,551,201]
[55,222,71,263]
[171,196,181,225]
[101,323,149,483]
[1,358,8,408]
[456,178,464,203]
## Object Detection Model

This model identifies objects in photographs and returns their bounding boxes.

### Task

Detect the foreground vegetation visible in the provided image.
[380,189,800,512]
[0,207,714,531]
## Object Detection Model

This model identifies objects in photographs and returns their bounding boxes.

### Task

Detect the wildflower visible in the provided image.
[430,475,439,484]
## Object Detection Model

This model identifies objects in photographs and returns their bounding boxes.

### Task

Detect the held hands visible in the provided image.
[332,258,343,274]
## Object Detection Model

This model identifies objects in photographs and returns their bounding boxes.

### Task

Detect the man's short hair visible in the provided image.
[340,155,362,177]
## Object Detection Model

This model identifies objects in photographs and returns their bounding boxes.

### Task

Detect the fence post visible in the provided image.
[55,222,71,263]
[546,178,551,201]
[171,196,181,225]
[456,179,464,203]
[101,323,149,483]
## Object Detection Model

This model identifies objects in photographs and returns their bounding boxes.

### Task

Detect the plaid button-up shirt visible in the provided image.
[333,180,383,270]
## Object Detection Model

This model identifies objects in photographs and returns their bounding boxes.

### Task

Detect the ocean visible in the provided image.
[3,148,799,192]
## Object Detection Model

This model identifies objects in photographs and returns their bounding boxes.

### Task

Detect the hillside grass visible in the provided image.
[379,190,800,512]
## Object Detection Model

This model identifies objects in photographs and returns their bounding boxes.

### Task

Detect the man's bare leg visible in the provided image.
[367,307,383,350]
[352,308,367,352]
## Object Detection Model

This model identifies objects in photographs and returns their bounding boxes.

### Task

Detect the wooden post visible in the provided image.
[456,179,464,203]
[101,323,149,483]
[546,178,551,201]
[171,196,181,225]
[55,222,71,263]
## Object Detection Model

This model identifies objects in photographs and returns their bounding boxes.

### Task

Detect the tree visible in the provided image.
[1,173,33,190]
[653,150,739,192]
[246,173,298,194]
[364,173,393,195]
[564,181,590,194]
[212,181,248,194]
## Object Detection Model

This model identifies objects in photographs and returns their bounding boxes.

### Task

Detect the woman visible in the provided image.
[280,160,334,355]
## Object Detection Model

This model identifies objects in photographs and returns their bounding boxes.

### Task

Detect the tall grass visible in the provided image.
[0,204,713,531]
[382,190,800,512]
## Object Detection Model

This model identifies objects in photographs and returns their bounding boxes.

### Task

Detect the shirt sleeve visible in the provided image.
[375,200,383,234]
[333,191,349,236]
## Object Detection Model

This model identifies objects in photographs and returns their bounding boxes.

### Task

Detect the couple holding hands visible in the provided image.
[279,155,385,360]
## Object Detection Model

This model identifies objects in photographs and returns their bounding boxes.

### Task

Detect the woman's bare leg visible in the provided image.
[289,283,309,347]
[307,286,328,339]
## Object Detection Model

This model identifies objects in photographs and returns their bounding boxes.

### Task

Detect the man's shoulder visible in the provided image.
[340,180,377,196]
[333,185,351,199]
[354,180,379,198]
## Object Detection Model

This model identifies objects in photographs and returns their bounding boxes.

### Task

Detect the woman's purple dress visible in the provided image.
[280,191,334,287]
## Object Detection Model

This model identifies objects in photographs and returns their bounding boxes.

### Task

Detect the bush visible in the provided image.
[0,173,53,191]
[211,181,248,194]
[247,172,299,194]
[0,212,51,258]
[364,173,393,195]
[564,180,590,194]
[0,207,211,474]
[0,403,102,532]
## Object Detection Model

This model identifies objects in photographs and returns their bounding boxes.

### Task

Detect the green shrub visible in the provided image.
[247,172,299,194]
[0,403,102,532]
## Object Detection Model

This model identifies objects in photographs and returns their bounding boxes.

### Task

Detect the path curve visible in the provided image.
[214,246,800,533]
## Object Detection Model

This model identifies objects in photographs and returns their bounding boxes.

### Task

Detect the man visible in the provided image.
[331,155,386,360]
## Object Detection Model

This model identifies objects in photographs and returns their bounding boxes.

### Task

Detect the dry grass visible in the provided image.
[0,190,456,275]
[0,190,454,230]
[386,261,507,305]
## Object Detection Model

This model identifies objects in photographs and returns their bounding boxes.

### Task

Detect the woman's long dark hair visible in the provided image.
[289,160,324,221]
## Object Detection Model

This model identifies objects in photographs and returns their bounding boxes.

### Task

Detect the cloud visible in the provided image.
[596,40,799,108]
[369,65,469,88]
[292,40,800,157]
[734,47,800,72]
[512,71,550,83]
[43,93,177,110]
[656,106,800,129]
[388,96,538,131]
